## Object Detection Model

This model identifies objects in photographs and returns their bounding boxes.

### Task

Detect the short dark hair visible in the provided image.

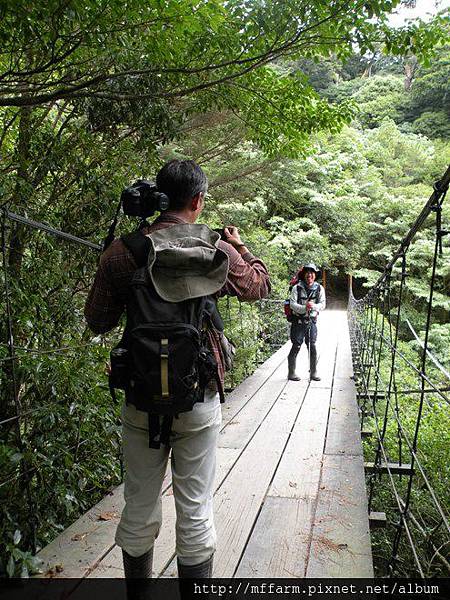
[156,159,208,210]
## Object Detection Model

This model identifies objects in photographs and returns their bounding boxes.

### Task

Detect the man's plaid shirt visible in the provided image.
[84,212,271,393]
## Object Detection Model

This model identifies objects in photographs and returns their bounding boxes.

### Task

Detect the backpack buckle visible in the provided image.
[160,338,169,398]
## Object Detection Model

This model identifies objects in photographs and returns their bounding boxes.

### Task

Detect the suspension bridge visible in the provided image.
[32,309,372,580]
[1,166,449,581]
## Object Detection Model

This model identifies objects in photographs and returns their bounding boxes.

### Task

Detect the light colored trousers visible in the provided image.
[115,390,221,566]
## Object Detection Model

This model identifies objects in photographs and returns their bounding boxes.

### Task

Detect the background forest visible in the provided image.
[0,0,449,579]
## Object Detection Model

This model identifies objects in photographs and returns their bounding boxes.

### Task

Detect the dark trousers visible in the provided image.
[290,318,317,350]
[288,318,319,377]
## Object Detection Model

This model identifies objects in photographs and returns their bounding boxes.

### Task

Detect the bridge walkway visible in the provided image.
[37,309,373,579]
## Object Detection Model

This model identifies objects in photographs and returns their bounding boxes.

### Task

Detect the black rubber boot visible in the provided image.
[178,555,214,599]
[177,554,214,578]
[309,345,321,381]
[287,346,301,381]
[122,548,153,600]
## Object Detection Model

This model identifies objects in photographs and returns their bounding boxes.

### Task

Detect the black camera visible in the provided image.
[213,227,228,241]
[103,180,171,251]
[121,180,170,218]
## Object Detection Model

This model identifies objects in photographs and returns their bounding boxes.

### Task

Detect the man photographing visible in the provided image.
[287,263,326,382]
[84,159,270,584]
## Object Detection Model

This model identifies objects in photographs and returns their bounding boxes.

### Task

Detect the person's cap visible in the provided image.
[147,223,229,302]
[300,263,321,277]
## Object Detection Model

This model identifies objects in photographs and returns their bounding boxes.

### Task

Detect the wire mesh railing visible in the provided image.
[348,165,450,577]
[0,207,288,576]
[220,296,289,390]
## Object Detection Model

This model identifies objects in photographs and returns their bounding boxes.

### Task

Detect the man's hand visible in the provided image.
[224,226,244,248]
[306,301,314,311]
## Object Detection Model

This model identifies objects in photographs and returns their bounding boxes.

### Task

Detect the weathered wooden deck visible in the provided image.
[37,309,373,579]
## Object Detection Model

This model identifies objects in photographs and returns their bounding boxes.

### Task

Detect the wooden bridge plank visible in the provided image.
[220,343,290,423]
[334,329,354,379]
[235,496,311,578]
[325,379,362,457]
[309,311,339,389]
[305,454,373,578]
[36,485,125,578]
[335,352,354,378]
[38,311,373,581]
[267,387,330,500]
[218,369,295,450]
[238,316,372,579]
[211,380,308,578]
[160,379,307,578]
[236,386,331,577]
[85,544,122,578]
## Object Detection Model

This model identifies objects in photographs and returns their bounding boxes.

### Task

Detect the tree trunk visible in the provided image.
[1,105,33,422]
[404,57,418,91]
[8,106,33,276]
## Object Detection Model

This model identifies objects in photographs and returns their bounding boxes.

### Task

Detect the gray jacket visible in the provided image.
[290,281,326,319]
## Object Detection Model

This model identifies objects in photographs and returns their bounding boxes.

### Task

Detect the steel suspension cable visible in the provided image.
[356,323,449,405]
[5,210,102,251]
[405,318,450,382]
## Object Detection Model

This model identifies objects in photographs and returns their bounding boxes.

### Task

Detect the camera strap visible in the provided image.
[122,230,152,267]
[103,200,123,252]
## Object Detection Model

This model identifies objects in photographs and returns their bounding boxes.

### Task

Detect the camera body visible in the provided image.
[213,227,228,241]
[121,180,170,219]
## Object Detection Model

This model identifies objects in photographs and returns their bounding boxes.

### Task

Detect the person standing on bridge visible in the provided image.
[287,263,326,381]
[84,159,270,587]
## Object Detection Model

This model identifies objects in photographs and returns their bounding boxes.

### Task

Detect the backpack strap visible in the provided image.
[122,231,152,268]
[307,283,319,302]
[297,281,308,304]
[204,296,224,331]
[298,281,320,303]
[148,414,173,449]
[296,282,320,317]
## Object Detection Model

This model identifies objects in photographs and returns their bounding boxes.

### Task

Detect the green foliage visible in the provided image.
[266,216,331,273]
[218,297,288,392]
[2,530,43,577]
[397,44,450,139]
[364,119,440,186]
[0,252,123,575]
[424,324,450,370]
[382,10,450,62]
[409,111,450,139]
[236,67,355,157]
[328,75,406,128]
